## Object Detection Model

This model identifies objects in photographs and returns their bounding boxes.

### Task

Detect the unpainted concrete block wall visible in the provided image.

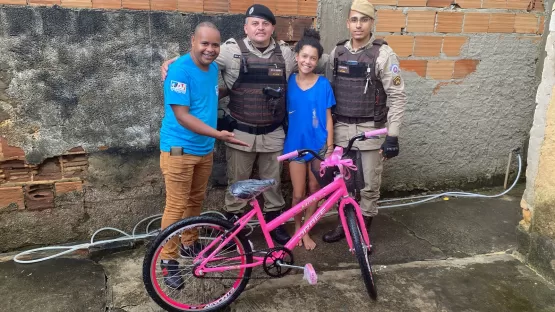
[518,1,555,283]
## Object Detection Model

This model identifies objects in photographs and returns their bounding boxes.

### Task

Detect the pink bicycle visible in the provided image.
[142,129,387,311]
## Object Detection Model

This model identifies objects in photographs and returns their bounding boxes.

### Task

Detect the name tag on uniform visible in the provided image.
[268,68,283,76]
[338,65,350,74]
[233,54,241,58]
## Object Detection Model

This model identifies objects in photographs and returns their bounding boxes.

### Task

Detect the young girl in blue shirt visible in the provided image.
[283,29,336,250]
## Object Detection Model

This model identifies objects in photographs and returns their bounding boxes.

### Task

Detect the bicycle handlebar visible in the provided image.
[277,150,299,162]
[277,128,388,162]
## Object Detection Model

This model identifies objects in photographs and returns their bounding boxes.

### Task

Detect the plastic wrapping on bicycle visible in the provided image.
[229,179,276,201]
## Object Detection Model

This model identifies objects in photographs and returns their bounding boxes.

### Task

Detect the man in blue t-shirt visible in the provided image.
[158,22,247,290]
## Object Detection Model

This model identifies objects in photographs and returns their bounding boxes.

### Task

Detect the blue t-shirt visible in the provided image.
[160,53,219,156]
[283,74,336,161]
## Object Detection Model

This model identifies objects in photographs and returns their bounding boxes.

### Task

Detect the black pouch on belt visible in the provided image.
[217,109,237,132]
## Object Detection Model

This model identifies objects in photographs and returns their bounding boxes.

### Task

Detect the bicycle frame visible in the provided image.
[194,172,372,274]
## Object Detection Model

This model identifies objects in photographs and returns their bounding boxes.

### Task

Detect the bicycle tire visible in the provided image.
[142,216,253,312]
[345,205,378,300]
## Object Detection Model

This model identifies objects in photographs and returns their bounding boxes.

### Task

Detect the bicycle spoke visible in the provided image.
[145,220,254,311]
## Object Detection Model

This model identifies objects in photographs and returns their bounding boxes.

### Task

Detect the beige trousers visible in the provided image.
[224,147,285,213]
[334,121,385,217]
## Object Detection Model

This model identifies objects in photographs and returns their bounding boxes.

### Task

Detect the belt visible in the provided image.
[235,122,281,135]
[335,115,374,124]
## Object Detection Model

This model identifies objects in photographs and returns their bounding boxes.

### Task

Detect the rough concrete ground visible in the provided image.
[232,254,555,312]
[2,185,555,311]
[0,258,106,312]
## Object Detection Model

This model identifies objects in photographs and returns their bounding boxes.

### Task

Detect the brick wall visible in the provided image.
[0,137,87,212]
[1,0,318,14]
[0,0,318,43]
[372,0,545,80]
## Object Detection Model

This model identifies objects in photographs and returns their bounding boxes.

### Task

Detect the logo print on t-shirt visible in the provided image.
[312,109,318,128]
[170,81,187,94]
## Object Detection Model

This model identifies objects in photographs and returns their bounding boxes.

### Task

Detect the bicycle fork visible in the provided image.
[338,197,372,252]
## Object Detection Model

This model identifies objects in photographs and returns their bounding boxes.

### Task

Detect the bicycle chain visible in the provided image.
[188,248,294,280]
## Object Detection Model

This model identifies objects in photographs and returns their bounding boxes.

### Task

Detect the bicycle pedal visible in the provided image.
[303,263,317,285]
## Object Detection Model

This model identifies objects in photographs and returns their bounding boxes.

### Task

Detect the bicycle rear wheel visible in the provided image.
[142,216,253,311]
[345,204,377,300]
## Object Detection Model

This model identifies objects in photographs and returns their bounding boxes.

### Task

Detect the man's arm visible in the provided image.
[316,53,330,75]
[172,105,221,137]
[324,47,337,83]
[172,106,248,146]
[281,42,297,79]
[378,48,407,138]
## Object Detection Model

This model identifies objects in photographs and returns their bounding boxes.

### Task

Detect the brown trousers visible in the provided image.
[159,151,213,260]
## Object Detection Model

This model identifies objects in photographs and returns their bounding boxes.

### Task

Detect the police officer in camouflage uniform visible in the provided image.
[322,0,407,243]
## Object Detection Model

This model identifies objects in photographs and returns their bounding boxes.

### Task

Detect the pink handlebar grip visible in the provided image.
[364,128,388,138]
[277,150,299,162]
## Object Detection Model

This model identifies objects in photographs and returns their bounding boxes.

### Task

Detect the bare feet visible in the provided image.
[302,234,316,251]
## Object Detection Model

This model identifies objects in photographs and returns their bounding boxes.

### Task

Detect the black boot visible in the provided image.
[322,223,345,243]
[264,211,291,245]
[223,211,242,223]
[160,260,184,290]
[364,216,374,254]
[223,212,249,236]
[364,216,373,230]
[180,241,206,258]
[323,216,373,243]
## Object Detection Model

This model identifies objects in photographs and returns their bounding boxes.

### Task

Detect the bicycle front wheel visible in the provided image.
[345,205,377,300]
[142,216,253,312]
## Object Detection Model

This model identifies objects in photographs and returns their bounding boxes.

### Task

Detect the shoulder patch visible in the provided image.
[393,76,401,86]
[390,64,401,75]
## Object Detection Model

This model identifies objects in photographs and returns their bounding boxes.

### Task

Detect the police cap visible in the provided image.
[245,4,276,25]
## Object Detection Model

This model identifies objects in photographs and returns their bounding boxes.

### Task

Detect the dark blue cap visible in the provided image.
[245,4,276,25]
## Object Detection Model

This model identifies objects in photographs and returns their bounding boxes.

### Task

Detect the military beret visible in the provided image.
[245,4,276,25]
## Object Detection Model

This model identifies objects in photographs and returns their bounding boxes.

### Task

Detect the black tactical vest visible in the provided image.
[227,39,287,126]
[332,39,388,124]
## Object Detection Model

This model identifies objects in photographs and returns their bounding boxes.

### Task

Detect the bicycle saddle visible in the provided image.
[229,179,276,201]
